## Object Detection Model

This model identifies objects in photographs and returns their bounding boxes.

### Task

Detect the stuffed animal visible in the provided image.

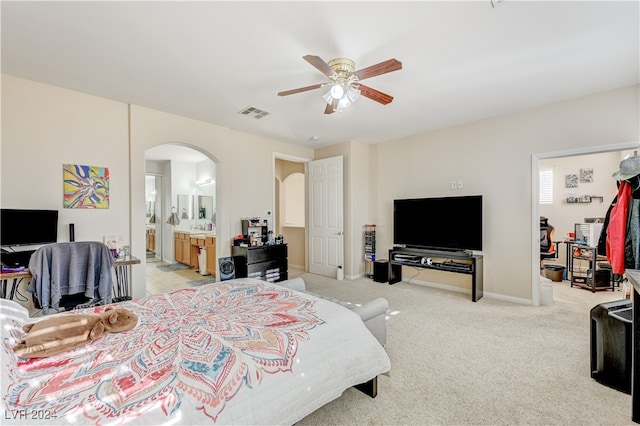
[13,307,138,358]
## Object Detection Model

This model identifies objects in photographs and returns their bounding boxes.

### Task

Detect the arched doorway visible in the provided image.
[144,144,217,292]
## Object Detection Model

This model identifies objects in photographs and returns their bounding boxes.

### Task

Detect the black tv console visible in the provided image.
[388,247,483,302]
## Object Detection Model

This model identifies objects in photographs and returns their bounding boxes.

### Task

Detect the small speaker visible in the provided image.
[69,223,75,242]
[218,257,236,281]
[373,260,389,283]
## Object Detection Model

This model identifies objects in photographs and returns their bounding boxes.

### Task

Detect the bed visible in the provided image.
[1,278,390,425]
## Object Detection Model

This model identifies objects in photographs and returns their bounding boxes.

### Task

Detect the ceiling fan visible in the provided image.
[277,55,402,114]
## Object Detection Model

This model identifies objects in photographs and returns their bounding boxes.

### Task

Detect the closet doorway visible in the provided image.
[532,141,639,305]
[274,155,311,276]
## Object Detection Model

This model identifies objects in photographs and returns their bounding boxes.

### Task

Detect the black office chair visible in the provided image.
[540,217,558,268]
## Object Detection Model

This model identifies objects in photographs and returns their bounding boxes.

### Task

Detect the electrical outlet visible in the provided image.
[451,181,458,190]
[457,180,464,189]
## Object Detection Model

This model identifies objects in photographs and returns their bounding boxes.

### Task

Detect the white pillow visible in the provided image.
[1,298,29,395]
[1,298,28,340]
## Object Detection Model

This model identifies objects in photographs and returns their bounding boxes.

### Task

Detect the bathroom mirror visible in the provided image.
[198,195,214,222]
[178,194,194,220]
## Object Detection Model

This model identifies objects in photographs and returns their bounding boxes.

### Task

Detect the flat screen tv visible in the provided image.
[393,195,483,251]
[0,209,59,247]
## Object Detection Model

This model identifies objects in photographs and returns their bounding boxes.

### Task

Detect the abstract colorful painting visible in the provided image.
[63,164,110,209]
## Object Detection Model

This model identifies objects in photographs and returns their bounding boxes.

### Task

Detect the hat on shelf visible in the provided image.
[612,155,640,181]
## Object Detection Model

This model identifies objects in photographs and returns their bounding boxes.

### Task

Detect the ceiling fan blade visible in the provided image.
[277,83,323,96]
[359,84,394,105]
[304,55,337,77]
[354,58,402,81]
[324,99,338,115]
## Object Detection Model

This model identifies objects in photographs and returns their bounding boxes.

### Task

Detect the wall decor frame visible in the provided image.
[580,168,594,183]
[63,163,110,209]
[565,173,579,188]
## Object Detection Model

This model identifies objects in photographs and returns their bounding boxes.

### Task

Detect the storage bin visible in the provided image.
[544,264,565,282]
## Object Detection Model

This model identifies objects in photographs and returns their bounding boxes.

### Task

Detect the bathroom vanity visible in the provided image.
[174,230,216,275]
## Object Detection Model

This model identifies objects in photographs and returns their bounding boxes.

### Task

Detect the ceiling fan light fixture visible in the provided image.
[346,85,360,102]
[337,96,351,109]
[330,83,344,99]
[279,55,402,114]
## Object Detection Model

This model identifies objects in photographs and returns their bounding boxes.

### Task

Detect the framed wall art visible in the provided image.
[580,168,594,183]
[565,173,579,188]
[63,163,110,209]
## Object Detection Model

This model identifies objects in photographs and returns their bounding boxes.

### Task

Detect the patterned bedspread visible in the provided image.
[1,279,390,425]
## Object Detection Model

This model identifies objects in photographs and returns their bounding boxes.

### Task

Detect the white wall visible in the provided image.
[1,75,130,248]
[2,75,314,300]
[3,74,638,303]
[372,84,639,302]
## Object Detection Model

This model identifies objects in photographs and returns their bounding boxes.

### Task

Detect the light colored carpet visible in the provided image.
[296,273,633,425]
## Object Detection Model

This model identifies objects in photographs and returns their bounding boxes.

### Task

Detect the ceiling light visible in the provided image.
[318,58,362,112]
[338,96,351,109]
[346,85,360,102]
[330,83,344,99]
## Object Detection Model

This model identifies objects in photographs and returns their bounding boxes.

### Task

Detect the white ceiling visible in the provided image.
[2,1,638,155]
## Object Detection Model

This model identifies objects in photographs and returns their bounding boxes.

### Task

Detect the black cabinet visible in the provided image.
[388,247,483,302]
[232,244,288,283]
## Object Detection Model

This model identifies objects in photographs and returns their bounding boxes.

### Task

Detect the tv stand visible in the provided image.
[388,247,483,302]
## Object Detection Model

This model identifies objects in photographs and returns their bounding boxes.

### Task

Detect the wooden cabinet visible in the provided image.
[174,232,217,273]
[174,232,191,266]
[205,237,216,276]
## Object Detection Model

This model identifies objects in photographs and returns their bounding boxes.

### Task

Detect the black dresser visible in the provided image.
[232,244,288,283]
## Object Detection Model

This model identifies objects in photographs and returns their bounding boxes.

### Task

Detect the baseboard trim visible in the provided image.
[482,291,532,305]
[409,278,471,295]
[406,279,533,305]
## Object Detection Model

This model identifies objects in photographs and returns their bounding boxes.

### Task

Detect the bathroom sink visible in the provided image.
[186,231,216,238]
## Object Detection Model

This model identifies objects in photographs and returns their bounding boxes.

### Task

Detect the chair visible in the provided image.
[540,216,558,267]
[28,241,114,314]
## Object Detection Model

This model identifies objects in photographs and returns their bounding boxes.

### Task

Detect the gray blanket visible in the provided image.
[28,241,114,314]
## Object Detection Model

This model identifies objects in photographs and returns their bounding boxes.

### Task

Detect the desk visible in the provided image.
[0,256,140,302]
[625,269,640,423]
[0,270,31,300]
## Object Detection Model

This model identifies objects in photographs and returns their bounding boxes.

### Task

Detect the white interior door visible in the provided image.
[308,156,344,277]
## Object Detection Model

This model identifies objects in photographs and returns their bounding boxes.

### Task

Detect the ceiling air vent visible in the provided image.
[238,106,270,120]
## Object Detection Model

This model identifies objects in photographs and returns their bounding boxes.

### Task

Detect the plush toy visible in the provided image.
[13,307,138,358]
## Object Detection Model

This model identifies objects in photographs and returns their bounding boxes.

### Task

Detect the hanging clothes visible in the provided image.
[606,181,631,274]
[597,193,617,255]
[624,175,640,270]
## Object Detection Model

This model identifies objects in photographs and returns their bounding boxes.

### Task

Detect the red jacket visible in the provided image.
[606,181,631,274]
